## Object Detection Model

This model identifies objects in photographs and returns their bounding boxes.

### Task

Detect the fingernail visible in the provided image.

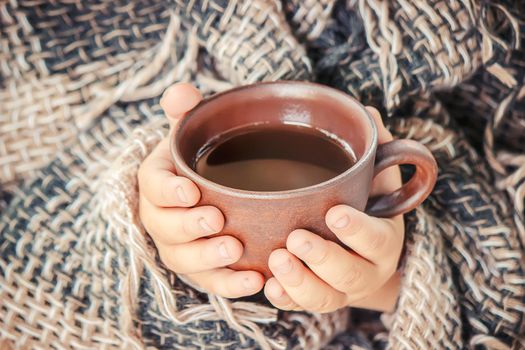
[293,241,312,256]
[332,214,349,229]
[218,242,231,259]
[243,277,255,290]
[199,217,217,233]
[175,185,188,204]
[275,258,292,274]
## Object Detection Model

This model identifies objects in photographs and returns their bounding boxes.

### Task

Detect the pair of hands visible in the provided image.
[139,83,404,313]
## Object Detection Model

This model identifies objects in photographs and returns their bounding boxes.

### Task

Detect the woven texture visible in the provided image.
[1,0,524,349]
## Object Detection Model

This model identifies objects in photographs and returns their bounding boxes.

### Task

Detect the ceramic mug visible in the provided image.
[170,81,437,279]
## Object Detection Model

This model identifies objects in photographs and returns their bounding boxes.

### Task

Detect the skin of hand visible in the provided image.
[264,106,404,313]
[139,83,404,311]
[138,83,265,298]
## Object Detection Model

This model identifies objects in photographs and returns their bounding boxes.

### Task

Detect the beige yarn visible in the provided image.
[357,0,511,112]
[1,1,524,349]
[172,0,312,86]
[0,13,197,185]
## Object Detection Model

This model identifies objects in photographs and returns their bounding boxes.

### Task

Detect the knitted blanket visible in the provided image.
[1,0,524,349]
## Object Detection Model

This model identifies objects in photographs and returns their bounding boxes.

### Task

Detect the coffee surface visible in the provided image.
[193,124,355,191]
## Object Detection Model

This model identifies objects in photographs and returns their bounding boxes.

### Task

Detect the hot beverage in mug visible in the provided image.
[193,123,356,192]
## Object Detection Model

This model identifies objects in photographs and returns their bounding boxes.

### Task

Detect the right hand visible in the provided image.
[138,83,265,298]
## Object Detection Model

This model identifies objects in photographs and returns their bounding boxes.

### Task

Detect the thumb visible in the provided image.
[160,83,202,129]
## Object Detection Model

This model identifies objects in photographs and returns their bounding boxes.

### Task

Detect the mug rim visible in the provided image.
[170,81,378,199]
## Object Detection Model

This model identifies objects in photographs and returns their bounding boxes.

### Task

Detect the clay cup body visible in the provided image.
[171,81,437,278]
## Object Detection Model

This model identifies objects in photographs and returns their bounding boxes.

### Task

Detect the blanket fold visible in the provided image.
[1,0,524,349]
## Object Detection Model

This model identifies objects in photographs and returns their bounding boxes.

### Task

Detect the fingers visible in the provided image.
[187,269,264,298]
[325,205,402,267]
[264,278,301,311]
[365,106,402,195]
[285,230,378,299]
[365,106,392,143]
[157,236,243,274]
[268,249,348,313]
[160,83,202,128]
[138,138,201,207]
[140,199,224,245]
[139,138,224,245]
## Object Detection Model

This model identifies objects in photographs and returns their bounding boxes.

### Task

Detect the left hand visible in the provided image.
[264,107,404,313]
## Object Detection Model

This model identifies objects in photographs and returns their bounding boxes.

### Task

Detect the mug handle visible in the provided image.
[365,139,438,218]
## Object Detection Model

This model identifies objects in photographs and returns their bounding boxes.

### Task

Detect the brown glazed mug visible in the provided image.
[171,81,437,279]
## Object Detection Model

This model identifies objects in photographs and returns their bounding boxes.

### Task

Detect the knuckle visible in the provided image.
[334,264,362,292]
[200,242,218,269]
[352,216,365,236]
[182,212,198,240]
[311,294,333,313]
[308,242,331,266]
[159,180,174,204]
[286,267,306,288]
[365,230,386,252]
